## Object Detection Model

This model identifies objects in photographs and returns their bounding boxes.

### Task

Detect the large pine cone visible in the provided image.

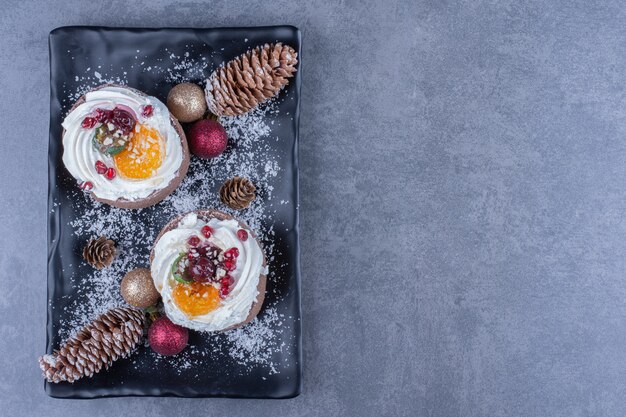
[39,307,145,383]
[220,176,256,210]
[83,236,116,269]
[205,43,298,116]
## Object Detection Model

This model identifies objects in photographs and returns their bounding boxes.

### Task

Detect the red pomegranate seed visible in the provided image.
[224,247,239,259]
[201,225,213,238]
[95,160,107,174]
[187,235,200,247]
[141,104,154,118]
[79,181,93,191]
[81,117,97,129]
[105,167,116,180]
[94,108,110,122]
[237,229,248,241]
[223,259,236,271]
[105,169,115,179]
[219,287,230,298]
[221,275,234,287]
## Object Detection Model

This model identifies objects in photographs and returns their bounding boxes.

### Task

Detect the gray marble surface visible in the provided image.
[2,0,626,416]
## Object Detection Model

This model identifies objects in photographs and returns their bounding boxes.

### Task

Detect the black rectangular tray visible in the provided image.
[47,26,301,398]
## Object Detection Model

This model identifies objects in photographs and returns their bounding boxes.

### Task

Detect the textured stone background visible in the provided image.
[2,1,626,416]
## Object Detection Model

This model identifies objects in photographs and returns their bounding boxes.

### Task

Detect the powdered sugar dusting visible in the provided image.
[63,72,128,106]
[163,50,210,83]
[226,307,286,374]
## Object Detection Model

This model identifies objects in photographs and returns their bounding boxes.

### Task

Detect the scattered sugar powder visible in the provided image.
[62,67,129,106]
[55,45,293,375]
[164,51,210,83]
[225,306,286,374]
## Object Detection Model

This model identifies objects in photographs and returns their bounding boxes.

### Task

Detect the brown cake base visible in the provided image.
[62,84,190,209]
[150,209,267,331]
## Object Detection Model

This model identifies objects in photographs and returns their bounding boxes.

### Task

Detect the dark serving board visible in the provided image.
[47,26,301,398]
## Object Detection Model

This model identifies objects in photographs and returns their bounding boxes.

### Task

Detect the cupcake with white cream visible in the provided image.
[62,84,189,209]
[150,209,267,332]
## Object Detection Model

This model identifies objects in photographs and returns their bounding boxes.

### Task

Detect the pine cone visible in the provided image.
[39,307,145,383]
[205,43,298,116]
[205,112,219,121]
[83,236,116,269]
[220,176,256,209]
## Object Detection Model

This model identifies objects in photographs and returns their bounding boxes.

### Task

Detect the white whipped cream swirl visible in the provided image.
[151,213,266,332]
[62,86,184,202]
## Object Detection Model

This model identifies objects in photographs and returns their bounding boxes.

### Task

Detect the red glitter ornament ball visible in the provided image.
[187,119,228,159]
[148,316,189,356]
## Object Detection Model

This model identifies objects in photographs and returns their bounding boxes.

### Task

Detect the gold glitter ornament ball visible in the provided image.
[166,83,207,123]
[120,268,160,308]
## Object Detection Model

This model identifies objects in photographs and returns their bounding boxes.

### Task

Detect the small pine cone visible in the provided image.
[220,176,257,210]
[83,236,116,269]
[205,112,219,121]
[205,43,298,116]
[39,307,145,383]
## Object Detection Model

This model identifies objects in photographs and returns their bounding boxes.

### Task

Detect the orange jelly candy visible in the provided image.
[172,282,221,318]
[113,124,164,179]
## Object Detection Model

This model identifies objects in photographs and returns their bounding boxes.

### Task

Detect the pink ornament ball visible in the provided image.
[148,316,189,356]
[187,119,228,159]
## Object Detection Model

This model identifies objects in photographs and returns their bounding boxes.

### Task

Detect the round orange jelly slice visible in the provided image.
[172,282,221,318]
[113,124,164,179]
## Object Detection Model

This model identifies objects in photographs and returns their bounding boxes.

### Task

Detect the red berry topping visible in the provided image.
[141,104,154,118]
[201,225,213,238]
[219,286,230,298]
[237,229,248,241]
[187,250,197,261]
[190,257,215,282]
[111,107,136,135]
[95,160,107,174]
[220,275,234,287]
[81,117,97,129]
[80,181,93,191]
[187,235,200,247]
[195,241,216,258]
[224,247,239,259]
[223,258,236,271]
[94,108,111,122]
[105,167,116,180]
